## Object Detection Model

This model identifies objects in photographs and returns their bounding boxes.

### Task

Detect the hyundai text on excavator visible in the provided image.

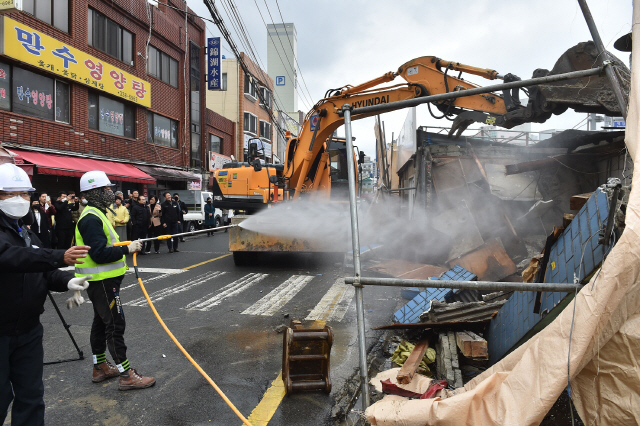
[212,42,629,264]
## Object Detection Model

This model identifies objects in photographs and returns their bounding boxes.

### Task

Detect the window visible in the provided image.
[210,134,221,153]
[259,120,271,141]
[221,73,227,91]
[146,46,178,88]
[4,64,70,123]
[259,87,271,109]
[88,9,134,65]
[243,73,256,99]
[146,112,178,148]
[22,0,69,32]
[243,112,257,135]
[88,92,135,138]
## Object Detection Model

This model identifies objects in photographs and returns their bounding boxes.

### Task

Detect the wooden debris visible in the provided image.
[563,213,575,228]
[455,331,488,359]
[396,340,429,385]
[365,260,448,280]
[570,192,593,211]
[448,238,517,281]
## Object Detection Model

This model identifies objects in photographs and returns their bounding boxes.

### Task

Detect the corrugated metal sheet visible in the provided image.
[393,265,477,323]
[486,189,611,363]
[420,300,507,323]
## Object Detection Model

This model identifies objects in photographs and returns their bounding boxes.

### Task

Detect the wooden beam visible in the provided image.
[396,339,429,385]
[570,193,593,211]
[563,213,575,228]
[455,331,488,359]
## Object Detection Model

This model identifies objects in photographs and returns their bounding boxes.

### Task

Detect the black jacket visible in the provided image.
[77,203,131,265]
[176,200,187,221]
[160,200,180,224]
[0,212,73,336]
[53,199,79,230]
[130,202,151,227]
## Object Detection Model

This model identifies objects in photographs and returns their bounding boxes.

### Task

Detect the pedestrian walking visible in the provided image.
[30,192,56,248]
[173,193,187,242]
[130,195,150,255]
[53,191,79,249]
[160,192,180,253]
[146,195,162,254]
[76,171,155,391]
[0,163,92,426]
[204,197,215,236]
[107,197,129,243]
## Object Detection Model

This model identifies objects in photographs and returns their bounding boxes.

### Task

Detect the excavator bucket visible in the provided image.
[530,41,630,117]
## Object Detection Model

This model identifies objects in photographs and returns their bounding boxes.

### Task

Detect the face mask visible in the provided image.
[0,196,31,219]
[207,200,211,204]
[81,199,88,205]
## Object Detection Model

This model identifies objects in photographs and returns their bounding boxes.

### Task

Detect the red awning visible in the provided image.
[7,149,156,184]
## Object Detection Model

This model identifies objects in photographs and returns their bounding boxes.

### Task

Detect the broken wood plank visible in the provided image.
[563,213,575,228]
[448,238,517,281]
[396,340,430,385]
[455,331,488,359]
[570,192,593,211]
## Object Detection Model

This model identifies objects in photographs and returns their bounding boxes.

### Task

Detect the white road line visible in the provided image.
[305,278,354,322]
[120,273,171,291]
[184,273,269,311]
[242,275,314,316]
[60,266,185,275]
[124,271,226,307]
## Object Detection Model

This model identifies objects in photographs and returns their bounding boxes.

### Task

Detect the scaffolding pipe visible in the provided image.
[344,277,582,292]
[343,105,370,410]
[346,66,605,116]
[577,0,628,118]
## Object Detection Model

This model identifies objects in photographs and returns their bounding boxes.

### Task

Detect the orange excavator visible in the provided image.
[212,41,629,215]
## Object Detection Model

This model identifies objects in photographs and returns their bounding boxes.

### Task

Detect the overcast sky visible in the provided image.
[189,0,632,158]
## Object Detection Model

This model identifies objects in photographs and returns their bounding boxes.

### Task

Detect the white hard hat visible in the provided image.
[0,163,35,191]
[80,170,114,192]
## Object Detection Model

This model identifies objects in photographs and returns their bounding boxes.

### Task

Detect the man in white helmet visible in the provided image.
[0,163,92,426]
[75,170,155,391]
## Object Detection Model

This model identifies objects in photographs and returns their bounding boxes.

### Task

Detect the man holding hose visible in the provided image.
[76,170,155,391]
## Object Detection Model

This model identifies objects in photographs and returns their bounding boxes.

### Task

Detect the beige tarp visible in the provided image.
[366,4,640,424]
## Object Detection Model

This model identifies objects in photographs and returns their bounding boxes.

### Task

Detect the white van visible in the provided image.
[174,190,232,232]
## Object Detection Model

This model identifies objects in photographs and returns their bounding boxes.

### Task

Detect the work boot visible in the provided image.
[118,369,156,391]
[92,361,120,383]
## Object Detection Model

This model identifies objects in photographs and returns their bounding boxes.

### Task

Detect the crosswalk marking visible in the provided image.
[242,275,314,316]
[124,271,226,307]
[184,273,269,311]
[120,273,171,291]
[305,278,354,322]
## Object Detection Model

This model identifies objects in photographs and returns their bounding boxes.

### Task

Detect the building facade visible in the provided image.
[206,52,274,162]
[0,0,234,197]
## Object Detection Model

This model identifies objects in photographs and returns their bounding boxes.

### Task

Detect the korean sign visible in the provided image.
[209,152,232,172]
[207,37,221,90]
[0,0,21,11]
[0,16,151,107]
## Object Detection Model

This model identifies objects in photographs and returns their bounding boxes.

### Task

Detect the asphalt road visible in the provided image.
[8,231,402,426]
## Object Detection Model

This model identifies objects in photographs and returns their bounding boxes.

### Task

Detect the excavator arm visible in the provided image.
[284,41,629,199]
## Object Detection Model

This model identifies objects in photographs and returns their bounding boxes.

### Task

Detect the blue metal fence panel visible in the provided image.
[393,265,476,323]
[486,189,610,363]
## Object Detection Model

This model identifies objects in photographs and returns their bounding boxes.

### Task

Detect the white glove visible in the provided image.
[68,276,91,291]
[66,276,92,309]
[128,240,142,253]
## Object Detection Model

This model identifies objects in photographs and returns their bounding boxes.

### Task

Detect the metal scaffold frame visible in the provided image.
[342,0,629,411]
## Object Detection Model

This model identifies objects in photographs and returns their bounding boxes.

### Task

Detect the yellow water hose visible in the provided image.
[127,248,253,425]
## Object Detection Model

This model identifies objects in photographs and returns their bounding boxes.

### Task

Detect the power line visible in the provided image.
[202,0,287,140]
[272,0,315,107]
[220,0,289,115]
[252,0,314,111]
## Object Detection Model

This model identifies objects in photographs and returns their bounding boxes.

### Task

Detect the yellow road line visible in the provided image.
[183,253,231,270]
[245,319,327,425]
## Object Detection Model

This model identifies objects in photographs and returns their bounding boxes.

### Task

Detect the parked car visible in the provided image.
[174,190,232,232]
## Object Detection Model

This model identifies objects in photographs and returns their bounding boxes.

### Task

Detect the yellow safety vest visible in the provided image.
[75,206,127,280]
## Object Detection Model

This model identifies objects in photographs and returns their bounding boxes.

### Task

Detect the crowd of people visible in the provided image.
[27,188,199,254]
